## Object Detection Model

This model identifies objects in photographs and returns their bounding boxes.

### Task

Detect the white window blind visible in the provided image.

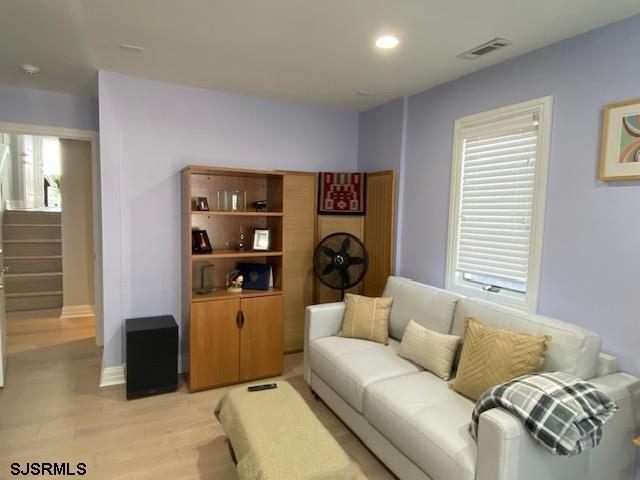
[455,112,538,288]
[447,96,551,312]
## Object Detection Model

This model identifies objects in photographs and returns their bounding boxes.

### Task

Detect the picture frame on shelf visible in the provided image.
[195,263,216,294]
[192,229,213,254]
[599,98,640,180]
[252,228,270,251]
[195,196,210,211]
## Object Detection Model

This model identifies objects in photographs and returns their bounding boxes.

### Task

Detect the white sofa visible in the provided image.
[303,276,640,480]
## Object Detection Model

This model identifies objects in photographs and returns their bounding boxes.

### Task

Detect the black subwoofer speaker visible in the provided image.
[126,315,178,400]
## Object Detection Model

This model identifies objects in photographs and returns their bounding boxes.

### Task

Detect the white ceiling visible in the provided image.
[1,0,639,111]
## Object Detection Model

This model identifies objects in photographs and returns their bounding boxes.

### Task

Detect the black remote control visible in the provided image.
[248,383,278,392]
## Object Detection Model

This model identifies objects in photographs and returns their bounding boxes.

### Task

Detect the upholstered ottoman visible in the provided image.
[215,381,355,480]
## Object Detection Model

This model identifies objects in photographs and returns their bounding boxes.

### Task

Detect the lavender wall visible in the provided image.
[358,98,405,173]
[0,84,98,131]
[99,71,358,368]
[357,97,407,269]
[360,14,640,375]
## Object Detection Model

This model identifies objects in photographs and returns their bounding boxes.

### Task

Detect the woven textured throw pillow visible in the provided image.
[451,316,550,401]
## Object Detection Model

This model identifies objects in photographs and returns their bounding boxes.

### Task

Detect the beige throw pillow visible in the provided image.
[451,317,551,401]
[398,320,461,380]
[340,293,393,344]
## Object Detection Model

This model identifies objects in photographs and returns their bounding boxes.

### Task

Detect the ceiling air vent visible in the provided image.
[457,38,513,60]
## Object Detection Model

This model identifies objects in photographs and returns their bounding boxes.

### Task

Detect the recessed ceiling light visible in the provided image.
[20,64,40,76]
[375,35,399,49]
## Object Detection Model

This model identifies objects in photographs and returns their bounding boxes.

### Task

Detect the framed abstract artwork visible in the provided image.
[599,98,640,180]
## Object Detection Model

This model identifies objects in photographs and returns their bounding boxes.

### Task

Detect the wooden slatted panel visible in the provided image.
[281,172,316,352]
[363,170,395,297]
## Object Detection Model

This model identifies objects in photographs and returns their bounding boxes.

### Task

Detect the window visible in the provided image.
[446,97,552,312]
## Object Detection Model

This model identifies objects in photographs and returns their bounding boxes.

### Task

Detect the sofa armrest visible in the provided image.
[595,352,619,377]
[475,373,640,480]
[589,372,640,430]
[305,302,345,342]
[475,408,527,480]
[303,302,345,384]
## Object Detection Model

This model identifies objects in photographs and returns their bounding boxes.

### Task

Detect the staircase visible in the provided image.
[3,210,63,312]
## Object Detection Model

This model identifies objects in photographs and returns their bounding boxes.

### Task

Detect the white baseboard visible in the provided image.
[100,360,183,387]
[61,304,95,318]
[100,365,125,387]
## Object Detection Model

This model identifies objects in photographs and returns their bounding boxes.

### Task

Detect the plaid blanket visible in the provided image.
[469,371,618,456]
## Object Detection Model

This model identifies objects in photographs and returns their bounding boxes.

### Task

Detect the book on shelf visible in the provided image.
[237,263,272,290]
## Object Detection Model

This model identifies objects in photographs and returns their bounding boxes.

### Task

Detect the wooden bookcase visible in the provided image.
[181,166,284,391]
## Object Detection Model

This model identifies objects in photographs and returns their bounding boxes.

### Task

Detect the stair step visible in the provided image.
[5,290,64,298]
[6,291,63,312]
[5,211,61,225]
[5,274,63,294]
[5,272,62,278]
[4,256,62,274]
[4,224,62,240]
[4,239,62,243]
[4,255,62,259]
[3,241,62,256]
[4,224,61,227]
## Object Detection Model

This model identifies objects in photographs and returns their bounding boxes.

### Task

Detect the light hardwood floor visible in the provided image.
[0,309,395,479]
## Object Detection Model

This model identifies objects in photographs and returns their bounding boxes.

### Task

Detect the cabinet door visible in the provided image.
[239,295,283,381]
[189,299,240,390]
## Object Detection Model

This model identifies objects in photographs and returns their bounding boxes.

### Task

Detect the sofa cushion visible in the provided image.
[309,336,421,413]
[364,372,476,480]
[382,276,461,340]
[452,298,601,380]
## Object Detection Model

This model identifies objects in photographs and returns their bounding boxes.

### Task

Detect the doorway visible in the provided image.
[0,123,102,389]
[2,134,64,312]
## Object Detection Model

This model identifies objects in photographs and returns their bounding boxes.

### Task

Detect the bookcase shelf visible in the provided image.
[191,250,283,260]
[191,287,283,302]
[191,211,283,217]
[182,165,284,393]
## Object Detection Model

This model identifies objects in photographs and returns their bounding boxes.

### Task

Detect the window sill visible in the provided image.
[447,280,534,313]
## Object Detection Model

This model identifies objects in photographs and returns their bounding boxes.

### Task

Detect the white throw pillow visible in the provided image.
[398,319,461,381]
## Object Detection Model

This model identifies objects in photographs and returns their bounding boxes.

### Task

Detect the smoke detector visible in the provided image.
[457,38,513,60]
[20,64,40,75]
